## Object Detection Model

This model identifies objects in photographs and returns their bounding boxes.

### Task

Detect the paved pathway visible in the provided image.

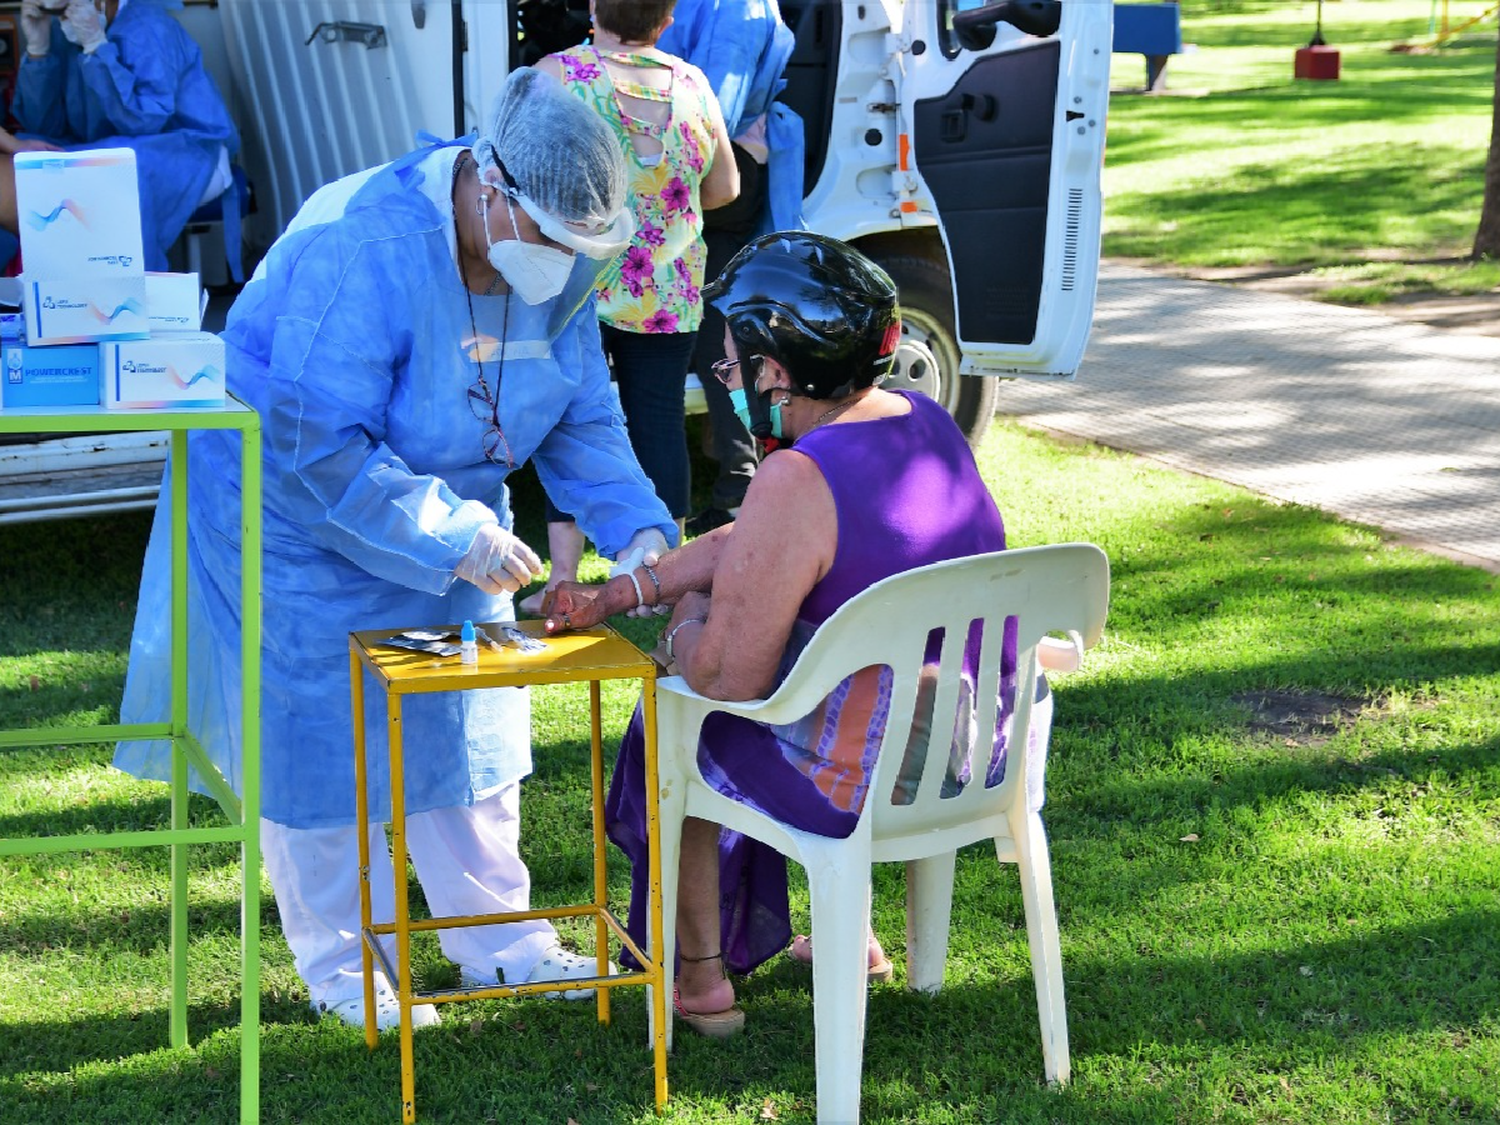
[998,263,1500,573]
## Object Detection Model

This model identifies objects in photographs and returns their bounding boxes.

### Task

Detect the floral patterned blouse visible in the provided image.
[552,46,718,334]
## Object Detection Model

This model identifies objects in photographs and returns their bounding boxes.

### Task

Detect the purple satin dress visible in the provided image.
[606,392,1013,973]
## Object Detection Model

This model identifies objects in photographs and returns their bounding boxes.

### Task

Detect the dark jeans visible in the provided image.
[693,144,766,510]
[545,324,697,522]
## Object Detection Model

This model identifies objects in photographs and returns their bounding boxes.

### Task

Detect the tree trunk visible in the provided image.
[1473,31,1500,258]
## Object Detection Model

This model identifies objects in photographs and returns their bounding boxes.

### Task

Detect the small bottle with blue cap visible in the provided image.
[460,620,479,665]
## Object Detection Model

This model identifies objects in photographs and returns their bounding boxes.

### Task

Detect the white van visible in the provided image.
[0,0,1110,522]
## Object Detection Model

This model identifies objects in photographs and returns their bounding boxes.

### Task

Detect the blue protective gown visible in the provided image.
[12,0,239,271]
[115,141,674,829]
[656,0,805,233]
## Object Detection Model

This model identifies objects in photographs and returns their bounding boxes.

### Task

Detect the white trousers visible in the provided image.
[261,784,557,1010]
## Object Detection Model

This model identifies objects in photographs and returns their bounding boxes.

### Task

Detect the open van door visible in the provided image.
[899,1,1111,379]
[897,1,1111,379]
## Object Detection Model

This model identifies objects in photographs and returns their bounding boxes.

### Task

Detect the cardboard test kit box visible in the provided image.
[101,332,226,410]
[1,341,100,409]
[15,147,150,345]
[14,147,145,276]
[145,271,207,333]
[22,274,150,345]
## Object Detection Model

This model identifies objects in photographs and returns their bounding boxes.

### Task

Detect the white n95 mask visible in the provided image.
[484,192,574,305]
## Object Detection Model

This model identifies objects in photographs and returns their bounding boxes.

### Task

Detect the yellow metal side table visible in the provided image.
[0,401,262,1124]
[349,618,667,1123]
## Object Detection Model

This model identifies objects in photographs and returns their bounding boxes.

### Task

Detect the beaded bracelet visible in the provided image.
[664,616,707,665]
[642,562,663,605]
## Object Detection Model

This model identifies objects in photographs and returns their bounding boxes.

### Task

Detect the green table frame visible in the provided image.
[0,401,262,1124]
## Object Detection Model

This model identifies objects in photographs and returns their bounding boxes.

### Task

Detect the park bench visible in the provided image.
[1113,1,1183,93]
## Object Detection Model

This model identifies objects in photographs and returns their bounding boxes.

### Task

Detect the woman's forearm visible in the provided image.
[631,523,731,610]
[544,524,739,634]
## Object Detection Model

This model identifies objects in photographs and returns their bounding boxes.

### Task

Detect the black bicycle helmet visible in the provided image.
[703,231,901,400]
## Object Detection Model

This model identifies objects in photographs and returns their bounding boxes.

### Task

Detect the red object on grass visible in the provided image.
[1295,46,1341,80]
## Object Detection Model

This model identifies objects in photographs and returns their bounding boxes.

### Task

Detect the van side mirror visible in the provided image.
[952,0,1062,52]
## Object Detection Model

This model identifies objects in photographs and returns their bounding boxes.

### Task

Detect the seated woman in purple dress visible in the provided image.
[542,232,1079,1035]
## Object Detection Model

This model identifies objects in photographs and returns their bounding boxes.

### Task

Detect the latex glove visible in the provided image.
[59,0,105,53]
[20,2,53,57]
[609,527,671,617]
[455,524,544,596]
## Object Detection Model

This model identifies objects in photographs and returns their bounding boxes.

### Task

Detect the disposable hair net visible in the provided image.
[472,67,634,259]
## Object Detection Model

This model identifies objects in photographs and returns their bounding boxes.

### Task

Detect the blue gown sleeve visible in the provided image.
[659,0,785,137]
[764,103,807,233]
[75,27,186,137]
[531,303,677,557]
[261,231,496,595]
[13,42,71,139]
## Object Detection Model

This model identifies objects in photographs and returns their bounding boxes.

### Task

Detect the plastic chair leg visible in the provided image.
[805,848,873,1125]
[1009,811,1070,1084]
[186,231,204,281]
[653,773,687,1054]
[904,852,956,994]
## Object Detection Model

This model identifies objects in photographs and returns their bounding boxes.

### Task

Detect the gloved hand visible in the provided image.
[609,526,672,617]
[455,524,544,596]
[20,2,54,57]
[58,0,105,53]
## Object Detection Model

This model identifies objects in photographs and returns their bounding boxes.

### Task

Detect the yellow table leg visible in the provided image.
[589,681,610,1026]
[351,649,379,1052]
[387,693,418,1124]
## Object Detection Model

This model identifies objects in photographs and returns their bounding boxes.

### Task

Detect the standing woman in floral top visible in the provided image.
[525,0,739,613]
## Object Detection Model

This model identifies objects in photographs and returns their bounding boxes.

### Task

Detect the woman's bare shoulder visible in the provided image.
[744,447,824,499]
[735,449,835,546]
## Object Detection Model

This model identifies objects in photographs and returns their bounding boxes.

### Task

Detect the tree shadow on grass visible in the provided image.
[2,905,1495,1123]
[753,910,1495,1121]
[0,888,278,964]
[1105,140,1489,264]
[1052,722,1498,834]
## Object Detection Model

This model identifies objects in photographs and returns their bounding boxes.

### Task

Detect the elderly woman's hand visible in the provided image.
[542,576,635,634]
[670,590,711,626]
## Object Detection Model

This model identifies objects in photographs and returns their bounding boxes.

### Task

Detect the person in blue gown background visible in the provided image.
[4,0,238,272]
[657,0,806,534]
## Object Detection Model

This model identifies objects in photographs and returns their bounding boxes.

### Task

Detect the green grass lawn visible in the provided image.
[2,421,1496,1124]
[1105,0,1500,300]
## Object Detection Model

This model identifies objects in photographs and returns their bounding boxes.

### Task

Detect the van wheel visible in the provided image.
[873,254,998,446]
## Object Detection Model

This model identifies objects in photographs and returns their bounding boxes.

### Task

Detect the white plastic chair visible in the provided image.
[653,543,1110,1124]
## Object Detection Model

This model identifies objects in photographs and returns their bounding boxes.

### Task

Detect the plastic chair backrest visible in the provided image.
[748,543,1109,844]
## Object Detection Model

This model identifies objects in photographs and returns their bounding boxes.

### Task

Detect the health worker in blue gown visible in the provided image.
[11,0,239,271]
[116,67,673,1031]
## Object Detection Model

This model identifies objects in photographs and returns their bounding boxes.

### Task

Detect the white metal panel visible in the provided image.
[464,1,514,136]
[220,0,462,252]
[899,1,1112,379]
[0,432,167,523]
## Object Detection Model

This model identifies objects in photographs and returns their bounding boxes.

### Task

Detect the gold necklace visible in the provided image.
[812,398,855,428]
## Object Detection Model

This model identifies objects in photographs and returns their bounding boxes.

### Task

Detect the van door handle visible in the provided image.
[940,93,999,142]
[411,2,427,30]
[305,21,389,49]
